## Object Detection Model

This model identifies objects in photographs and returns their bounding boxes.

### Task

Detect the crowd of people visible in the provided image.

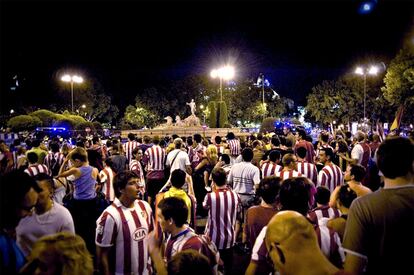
[0,126,413,275]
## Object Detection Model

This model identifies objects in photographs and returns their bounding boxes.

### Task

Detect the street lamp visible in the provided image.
[355,65,378,123]
[199,104,206,124]
[61,74,84,113]
[210,65,235,101]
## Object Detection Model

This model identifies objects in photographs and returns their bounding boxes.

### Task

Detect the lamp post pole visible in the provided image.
[71,80,74,113]
[220,76,223,102]
[363,72,367,123]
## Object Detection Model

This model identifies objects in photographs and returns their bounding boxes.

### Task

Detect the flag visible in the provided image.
[390,105,404,131]
[376,120,385,142]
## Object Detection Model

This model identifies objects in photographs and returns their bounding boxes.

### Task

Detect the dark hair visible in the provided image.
[132,147,141,159]
[296,147,307,159]
[320,147,334,161]
[338,184,357,209]
[31,139,41,148]
[220,154,230,165]
[170,169,186,188]
[167,250,213,275]
[279,177,311,216]
[226,132,235,140]
[268,150,281,162]
[377,137,414,179]
[0,171,41,228]
[211,168,226,186]
[50,142,60,153]
[337,140,349,153]
[92,136,100,144]
[143,135,151,144]
[128,133,136,141]
[158,197,188,227]
[70,147,88,163]
[298,129,307,140]
[350,164,366,182]
[257,177,281,204]
[271,136,280,147]
[320,132,329,143]
[27,152,39,164]
[314,186,330,205]
[34,173,54,191]
[193,134,202,144]
[214,136,222,144]
[285,138,293,148]
[113,171,138,198]
[242,147,254,162]
[252,140,261,148]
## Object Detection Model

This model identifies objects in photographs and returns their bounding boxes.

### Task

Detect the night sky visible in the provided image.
[1,0,413,113]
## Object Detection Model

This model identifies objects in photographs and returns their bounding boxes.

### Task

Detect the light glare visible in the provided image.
[61,75,71,82]
[355,67,364,75]
[368,66,379,75]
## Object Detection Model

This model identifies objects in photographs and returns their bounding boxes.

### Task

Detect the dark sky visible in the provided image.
[1,0,413,113]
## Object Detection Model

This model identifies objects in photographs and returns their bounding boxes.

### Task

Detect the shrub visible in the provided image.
[218,101,228,128]
[30,109,57,126]
[208,101,217,128]
[7,115,42,131]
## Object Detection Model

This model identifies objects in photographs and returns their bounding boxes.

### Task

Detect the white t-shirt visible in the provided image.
[166,149,190,172]
[16,202,75,256]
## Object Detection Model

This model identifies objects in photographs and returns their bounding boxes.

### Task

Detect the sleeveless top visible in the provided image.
[73,166,96,200]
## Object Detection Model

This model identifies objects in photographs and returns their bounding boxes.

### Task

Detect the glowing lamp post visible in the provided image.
[355,65,378,123]
[210,66,235,101]
[61,74,84,113]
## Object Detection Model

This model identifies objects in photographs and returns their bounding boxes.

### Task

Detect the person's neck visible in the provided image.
[283,166,294,171]
[324,160,332,166]
[316,203,328,208]
[119,196,135,208]
[297,157,305,162]
[36,199,53,215]
[171,225,188,237]
[260,200,276,208]
[215,184,227,190]
[339,205,349,215]
[348,180,361,186]
[383,174,414,189]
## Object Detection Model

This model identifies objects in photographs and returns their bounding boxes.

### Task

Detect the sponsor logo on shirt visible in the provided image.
[133,227,148,241]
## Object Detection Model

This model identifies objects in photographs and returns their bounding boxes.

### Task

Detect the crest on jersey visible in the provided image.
[140,211,147,220]
[133,227,148,241]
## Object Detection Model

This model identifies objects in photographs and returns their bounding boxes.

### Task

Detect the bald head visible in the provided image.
[266,211,316,250]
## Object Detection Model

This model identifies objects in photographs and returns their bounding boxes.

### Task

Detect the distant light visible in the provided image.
[363,3,371,11]
[72,75,83,83]
[81,104,86,109]
[355,67,364,75]
[368,66,379,75]
[53,128,57,131]
[210,69,218,78]
[10,109,14,114]
[61,75,71,82]
[63,128,66,131]
[200,104,204,109]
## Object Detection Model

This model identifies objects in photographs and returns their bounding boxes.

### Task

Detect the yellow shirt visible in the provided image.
[164,187,192,223]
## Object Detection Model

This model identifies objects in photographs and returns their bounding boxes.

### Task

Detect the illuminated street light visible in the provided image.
[210,65,235,101]
[61,74,84,113]
[354,65,378,123]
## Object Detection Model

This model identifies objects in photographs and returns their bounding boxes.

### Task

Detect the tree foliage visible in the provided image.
[7,115,42,131]
[122,105,158,129]
[382,45,414,122]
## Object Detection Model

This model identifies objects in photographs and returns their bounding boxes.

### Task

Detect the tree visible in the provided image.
[305,80,353,125]
[382,45,414,122]
[122,105,158,129]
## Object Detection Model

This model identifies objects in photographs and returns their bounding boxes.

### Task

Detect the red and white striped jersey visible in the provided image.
[317,163,344,193]
[96,198,154,275]
[129,160,145,186]
[308,205,341,225]
[203,188,241,249]
[295,140,316,164]
[24,164,50,177]
[165,227,203,261]
[123,140,139,164]
[143,145,165,172]
[275,169,302,180]
[44,152,65,171]
[296,160,318,184]
[251,226,271,265]
[227,139,241,157]
[260,161,282,178]
[215,144,225,155]
[99,166,116,201]
[315,218,345,266]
